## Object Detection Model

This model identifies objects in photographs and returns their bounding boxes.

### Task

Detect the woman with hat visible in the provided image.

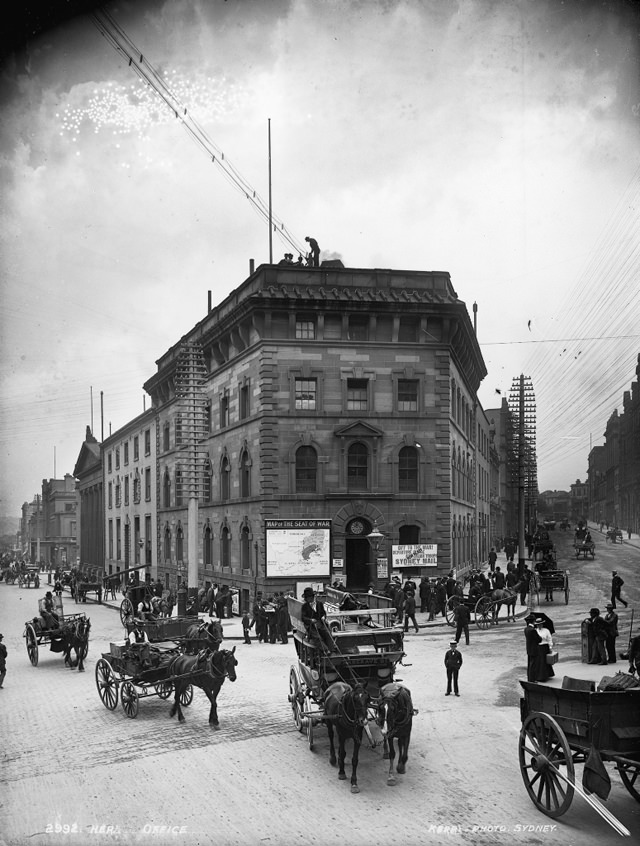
[300,587,336,653]
[532,616,555,682]
[603,603,619,664]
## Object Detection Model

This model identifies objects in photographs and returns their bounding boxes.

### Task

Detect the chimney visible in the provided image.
[208,290,212,313]
[249,258,255,275]
[473,301,477,334]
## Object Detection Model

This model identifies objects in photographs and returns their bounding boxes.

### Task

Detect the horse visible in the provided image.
[323,681,371,794]
[490,584,520,623]
[183,619,223,655]
[169,646,237,727]
[62,617,91,672]
[376,683,415,785]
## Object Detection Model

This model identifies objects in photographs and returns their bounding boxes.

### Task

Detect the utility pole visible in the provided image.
[508,375,538,579]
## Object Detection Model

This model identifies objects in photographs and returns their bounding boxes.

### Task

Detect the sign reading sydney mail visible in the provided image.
[391,544,438,568]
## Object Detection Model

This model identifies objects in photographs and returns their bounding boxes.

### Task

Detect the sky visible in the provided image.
[1,0,639,519]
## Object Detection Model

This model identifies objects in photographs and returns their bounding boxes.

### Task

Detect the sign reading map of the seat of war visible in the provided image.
[391,544,438,568]
[265,519,331,578]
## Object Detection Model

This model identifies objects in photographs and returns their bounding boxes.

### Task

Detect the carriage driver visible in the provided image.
[301,587,337,654]
[127,624,151,669]
[137,594,157,621]
[40,591,60,629]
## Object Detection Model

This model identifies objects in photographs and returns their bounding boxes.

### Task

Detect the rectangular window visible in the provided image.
[115,447,120,470]
[124,478,129,506]
[145,468,151,501]
[398,317,419,342]
[205,401,212,432]
[108,520,113,559]
[323,314,342,339]
[175,414,183,445]
[107,452,112,474]
[115,483,121,508]
[133,436,139,461]
[116,518,121,560]
[108,481,113,508]
[144,429,151,456]
[347,378,368,411]
[296,317,316,339]
[239,384,250,420]
[220,394,229,428]
[348,315,368,341]
[398,379,418,412]
[123,442,129,465]
[295,378,317,410]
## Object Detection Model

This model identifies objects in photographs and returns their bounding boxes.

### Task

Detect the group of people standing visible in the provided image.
[247,592,292,645]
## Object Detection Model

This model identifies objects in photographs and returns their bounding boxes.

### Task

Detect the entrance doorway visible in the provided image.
[345,537,371,589]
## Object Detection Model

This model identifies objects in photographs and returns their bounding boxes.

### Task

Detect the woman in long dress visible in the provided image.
[534,616,555,682]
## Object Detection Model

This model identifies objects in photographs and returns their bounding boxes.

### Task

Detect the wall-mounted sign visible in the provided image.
[265,519,331,578]
[333,558,344,569]
[391,544,438,568]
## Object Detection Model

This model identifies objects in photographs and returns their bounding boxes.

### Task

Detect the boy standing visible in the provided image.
[444,640,463,697]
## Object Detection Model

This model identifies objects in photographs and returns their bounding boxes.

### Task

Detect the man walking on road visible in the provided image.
[611,571,628,608]
[444,640,463,696]
[453,602,470,645]
[0,633,7,688]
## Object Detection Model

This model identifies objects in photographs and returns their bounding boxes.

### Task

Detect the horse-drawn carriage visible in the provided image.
[18,567,40,589]
[532,569,570,604]
[444,592,496,629]
[95,641,237,723]
[574,540,596,559]
[23,595,90,670]
[518,675,640,826]
[74,568,102,603]
[2,567,17,584]
[606,528,624,544]
[532,532,557,563]
[287,590,416,791]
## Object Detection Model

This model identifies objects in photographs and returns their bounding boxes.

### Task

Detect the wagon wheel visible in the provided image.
[120,597,134,627]
[120,680,139,718]
[95,658,119,710]
[519,712,575,818]
[155,681,173,699]
[474,596,493,629]
[304,694,315,751]
[445,596,460,627]
[180,684,194,707]
[288,667,304,732]
[25,623,39,666]
[617,760,640,803]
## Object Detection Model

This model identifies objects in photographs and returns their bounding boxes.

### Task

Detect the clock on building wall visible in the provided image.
[349,520,366,536]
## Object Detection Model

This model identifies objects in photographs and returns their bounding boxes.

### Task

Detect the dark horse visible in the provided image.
[183,619,223,655]
[490,583,521,623]
[376,683,415,785]
[324,681,371,794]
[63,617,91,672]
[169,647,237,727]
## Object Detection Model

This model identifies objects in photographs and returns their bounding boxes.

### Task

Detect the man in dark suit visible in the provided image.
[301,587,336,652]
[444,641,463,696]
[524,613,540,681]
[454,602,471,645]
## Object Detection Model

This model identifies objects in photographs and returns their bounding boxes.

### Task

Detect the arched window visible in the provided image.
[347,442,368,491]
[295,446,317,493]
[220,526,230,568]
[451,445,456,497]
[163,421,170,452]
[240,526,251,570]
[176,524,184,562]
[398,446,418,492]
[240,449,251,499]
[399,524,420,544]
[203,522,213,569]
[221,456,230,501]
[163,470,171,508]
[164,525,171,562]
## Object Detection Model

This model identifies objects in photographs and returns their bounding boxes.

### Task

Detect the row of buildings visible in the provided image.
[19,260,530,609]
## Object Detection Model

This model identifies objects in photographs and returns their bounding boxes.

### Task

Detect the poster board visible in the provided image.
[391,544,438,568]
[265,519,331,578]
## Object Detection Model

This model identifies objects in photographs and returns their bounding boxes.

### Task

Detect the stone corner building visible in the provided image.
[143,262,489,607]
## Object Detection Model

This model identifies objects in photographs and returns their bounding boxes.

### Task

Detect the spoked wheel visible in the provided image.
[474,597,493,629]
[617,759,640,802]
[180,684,194,707]
[155,681,173,699]
[120,598,134,627]
[519,712,575,818]
[445,597,460,627]
[288,667,304,732]
[25,623,39,666]
[304,694,315,751]
[120,681,139,718]
[95,658,119,710]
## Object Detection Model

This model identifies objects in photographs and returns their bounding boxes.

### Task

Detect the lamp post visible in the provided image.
[365,520,385,587]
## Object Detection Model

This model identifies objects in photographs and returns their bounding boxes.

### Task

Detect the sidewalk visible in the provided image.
[587,521,640,550]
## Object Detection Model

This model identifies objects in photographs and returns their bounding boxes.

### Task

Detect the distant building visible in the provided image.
[73,425,104,574]
[27,475,78,568]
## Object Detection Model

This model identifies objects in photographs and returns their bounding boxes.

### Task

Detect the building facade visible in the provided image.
[73,426,104,573]
[143,262,488,606]
[27,475,78,568]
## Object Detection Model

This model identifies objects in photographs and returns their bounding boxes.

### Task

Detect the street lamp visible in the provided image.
[365,520,385,555]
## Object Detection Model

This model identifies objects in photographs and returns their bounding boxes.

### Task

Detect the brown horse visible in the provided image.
[376,683,415,785]
[169,647,237,726]
[490,584,520,623]
[324,681,371,794]
[63,617,91,672]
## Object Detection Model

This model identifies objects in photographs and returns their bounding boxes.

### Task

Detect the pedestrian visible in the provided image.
[276,594,289,644]
[402,590,419,634]
[492,567,505,590]
[445,572,456,598]
[207,583,218,617]
[444,640,462,696]
[628,634,640,675]
[586,608,608,665]
[453,602,470,645]
[419,577,429,613]
[427,581,437,621]
[0,633,6,688]
[519,565,531,606]
[603,603,619,663]
[533,616,555,682]
[436,578,447,617]
[304,236,320,266]
[524,614,540,682]
[611,571,628,608]
[488,547,497,572]
[253,595,267,643]
[241,610,253,644]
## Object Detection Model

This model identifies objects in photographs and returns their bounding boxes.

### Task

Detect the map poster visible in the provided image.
[265,519,331,578]
[391,543,438,568]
